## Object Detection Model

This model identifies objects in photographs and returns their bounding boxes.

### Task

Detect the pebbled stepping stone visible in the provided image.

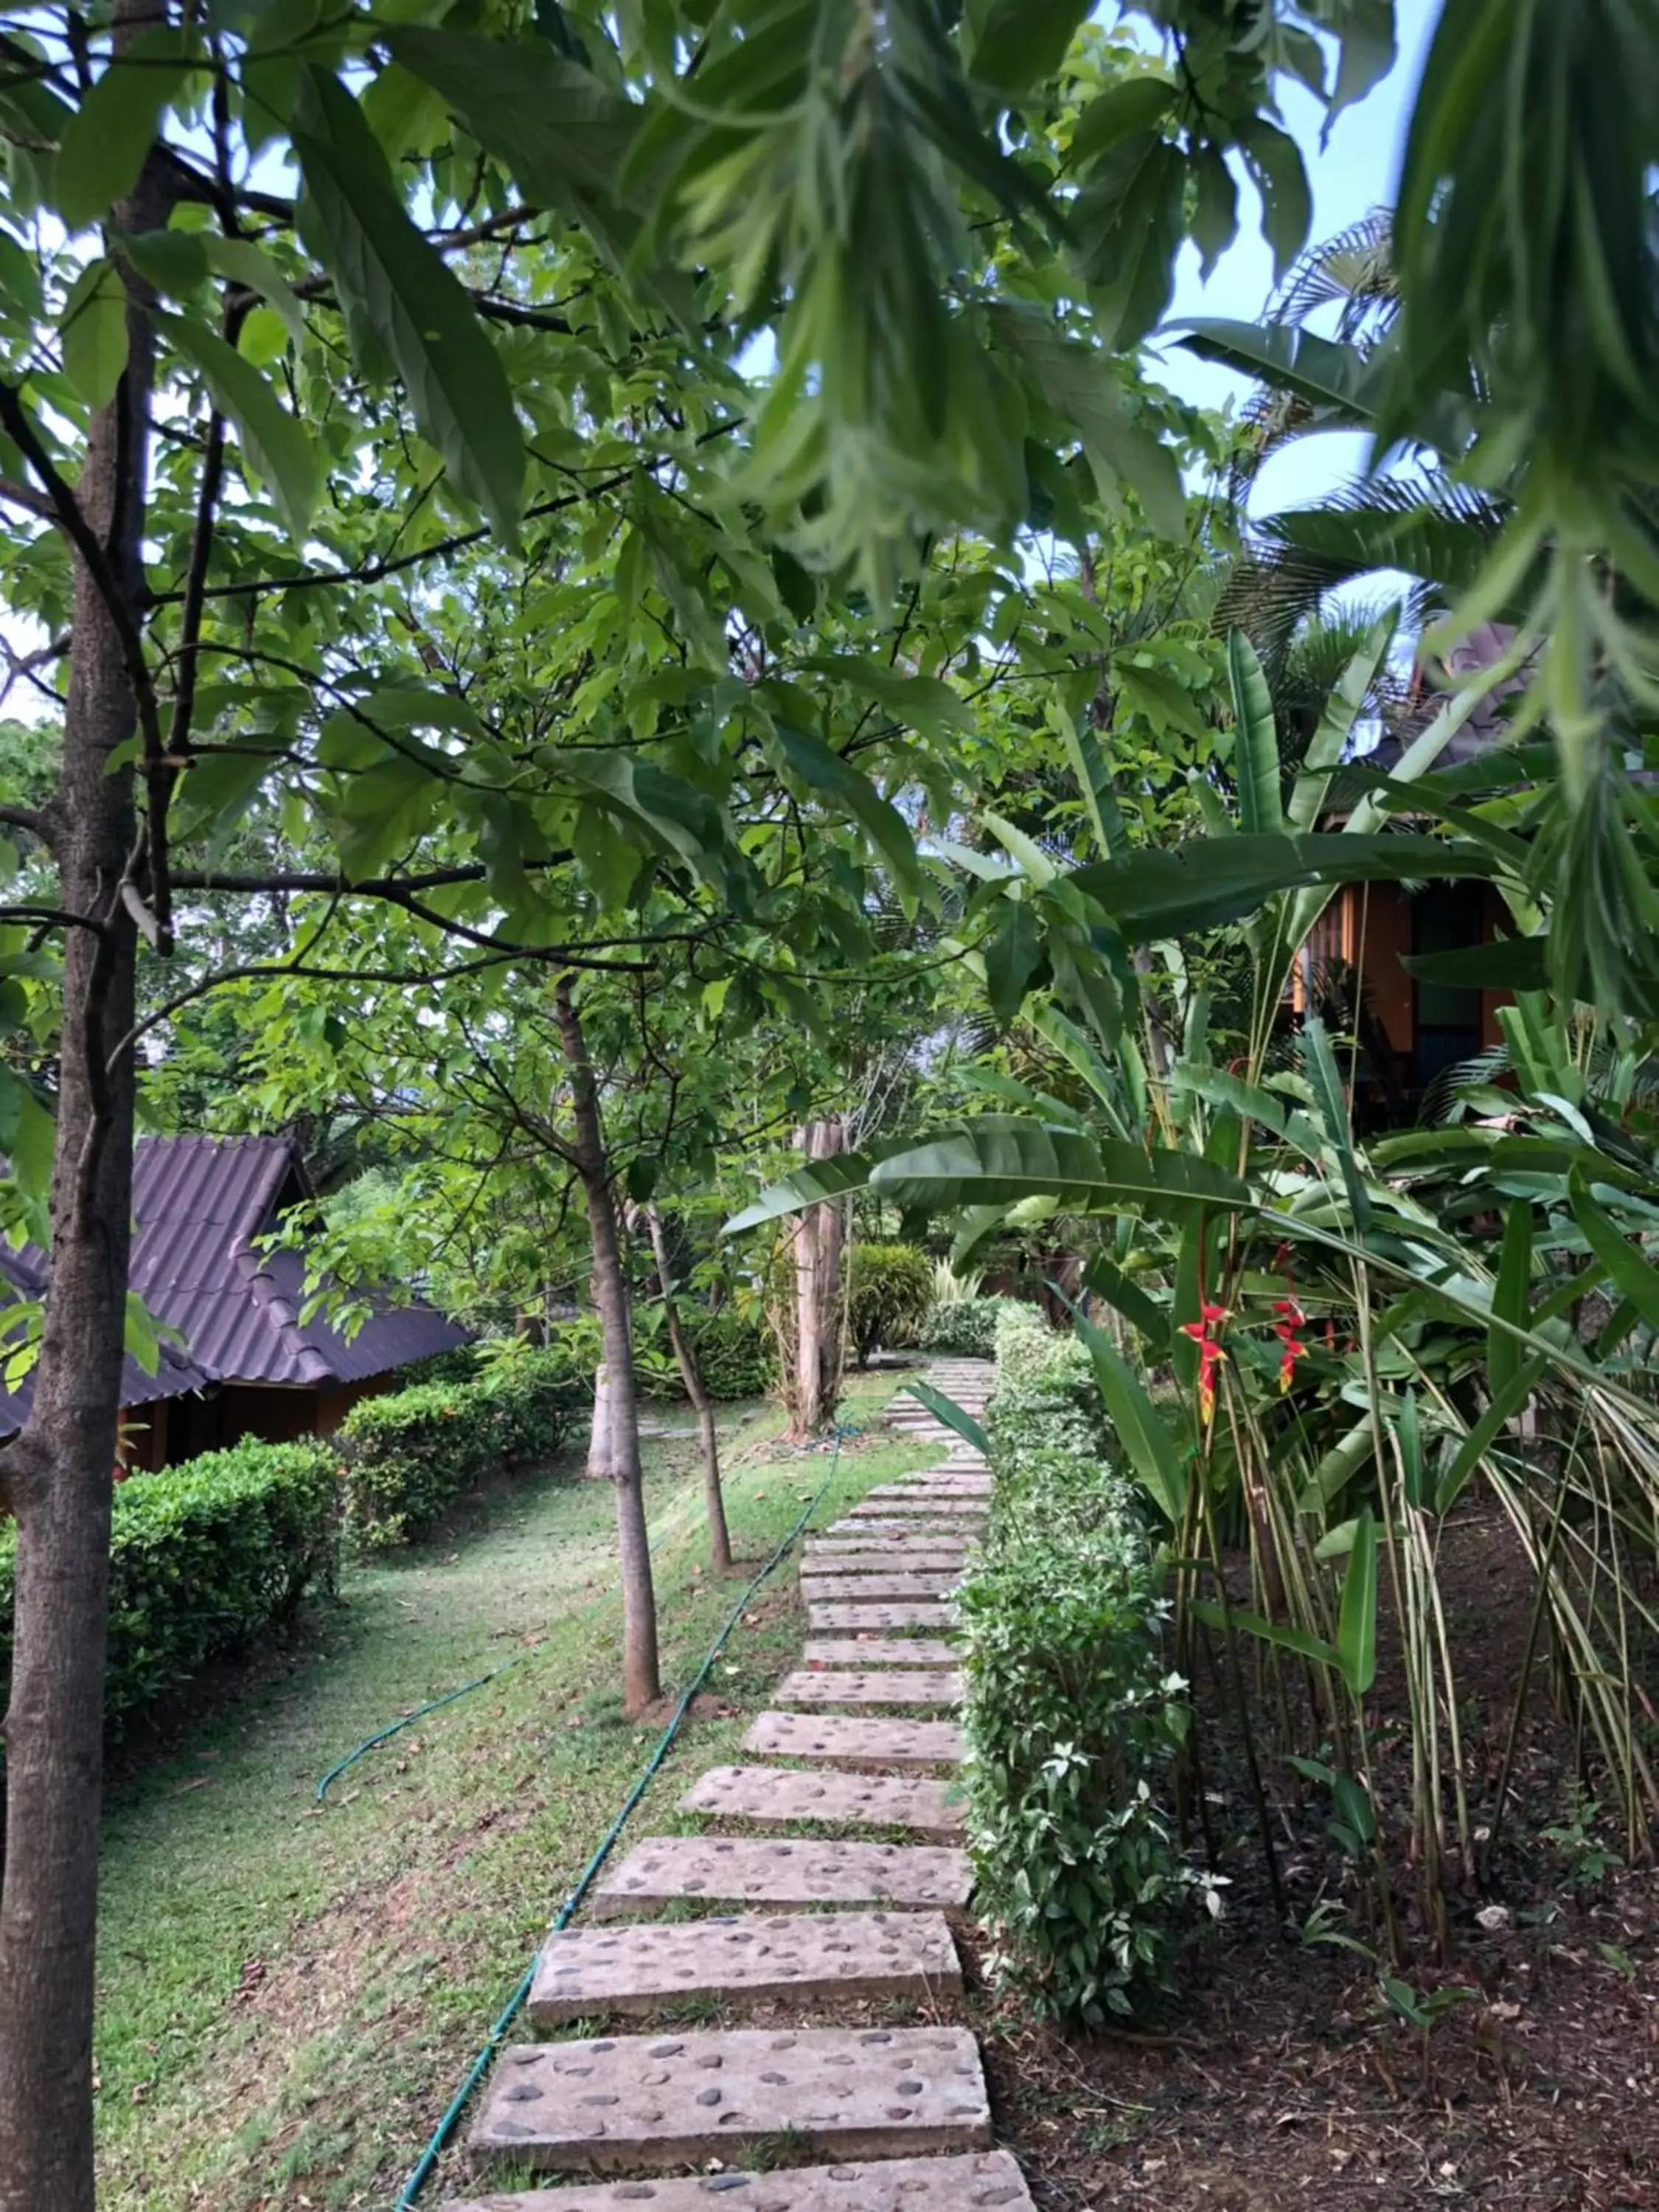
[802,1548,970,1573]
[802,1639,960,1666]
[466,2025,994,2172]
[681,1764,964,1838]
[528,1908,961,2023]
[443,2146,1032,2210]
[848,1498,988,1518]
[799,1573,961,1603]
[807,1603,959,1634]
[776,1670,964,1708]
[591,1834,971,1915]
[827,1517,976,1537]
[880,1472,994,1492]
[744,1710,964,1768]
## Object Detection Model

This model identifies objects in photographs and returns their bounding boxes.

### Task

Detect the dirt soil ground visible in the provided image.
[980,1506,1659,2211]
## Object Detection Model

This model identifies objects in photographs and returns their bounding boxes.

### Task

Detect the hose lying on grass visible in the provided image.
[392,1426,848,2211]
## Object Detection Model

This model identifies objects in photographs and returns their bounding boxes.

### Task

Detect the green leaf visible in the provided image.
[903,1379,989,1455]
[1191,1597,1340,1670]
[1336,1507,1378,1695]
[1402,936,1550,991]
[1082,1253,1167,1346]
[1301,1015,1370,1234]
[981,810,1057,888]
[984,897,1045,1024]
[1190,142,1239,279]
[0,1065,55,1203]
[869,1120,1249,1218]
[796,656,971,742]
[1226,631,1281,836]
[1051,701,1123,859]
[291,65,524,545]
[559,752,734,894]
[968,0,1093,92]
[1077,1313,1189,1526]
[1435,1353,1547,1514]
[59,256,129,409]
[1068,76,1176,163]
[121,228,209,298]
[1570,1175,1659,1332]
[384,29,693,318]
[1075,136,1185,349]
[992,307,1185,538]
[1239,119,1312,283]
[1287,613,1398,832]
[159,312,318,542]
[1069,831,1500,939]
[1326,0,1397,134]
[55,28,192,231]
[1488,1199,1533,1401]
[203,237,310,351]
[773,725,922,908]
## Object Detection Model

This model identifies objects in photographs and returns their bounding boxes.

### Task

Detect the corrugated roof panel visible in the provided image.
[0,1134,469,1436]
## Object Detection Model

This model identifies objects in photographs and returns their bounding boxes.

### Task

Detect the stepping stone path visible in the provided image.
[592,1835,973,1915]
[447,2147,1030,2210]
[801,1638,961,1666]
[529,1910,961,2023]
[744,1710,965,1767]
[448,1359,1037,2212]
[799,1573,961,1602]
[806,1601,959,1634]
[681,1764,964,1839]
[775,1669,964,1708]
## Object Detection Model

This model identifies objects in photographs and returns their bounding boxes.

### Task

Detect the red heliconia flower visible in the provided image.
[1273,1296,1309,1394]
[1180,1301,1228,1428]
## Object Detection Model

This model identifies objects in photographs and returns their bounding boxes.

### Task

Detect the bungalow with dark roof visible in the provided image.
[0,1135,468,1470]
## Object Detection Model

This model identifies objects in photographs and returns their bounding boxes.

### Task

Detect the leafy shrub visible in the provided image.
[919,1294,1022,1358]
[0,1438,337,1736]
[987,1303,1123,1498]
[338,1346,582,1548]
[684,1305,775,1399]
[847,1242,932,1364]
[958,1301,1212,2024]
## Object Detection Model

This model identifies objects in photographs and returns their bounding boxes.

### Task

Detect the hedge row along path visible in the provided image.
[445,1358,1035,2212]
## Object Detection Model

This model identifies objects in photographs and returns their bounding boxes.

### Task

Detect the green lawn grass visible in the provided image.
[94,1374,928,2211]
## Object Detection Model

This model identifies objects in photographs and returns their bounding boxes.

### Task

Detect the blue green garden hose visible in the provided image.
[392,1427,849,2211]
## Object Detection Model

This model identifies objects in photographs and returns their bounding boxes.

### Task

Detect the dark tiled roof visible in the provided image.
[0,1135,468,1436]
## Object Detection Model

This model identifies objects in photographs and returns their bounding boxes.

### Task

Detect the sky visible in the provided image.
[1149,0,1439,518]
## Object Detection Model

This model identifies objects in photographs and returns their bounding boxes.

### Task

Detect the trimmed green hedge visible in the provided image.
[0,1437,337,1736]
[919,1294,1022,1359]
[338,1346,582,1550]
[959,1303,1213,2025]
[848,1243,932,1365]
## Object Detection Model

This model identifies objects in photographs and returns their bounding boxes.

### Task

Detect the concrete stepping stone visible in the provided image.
[799,1573,961,1602]
[744,1710,964,1767]
[802,1639,960,1666]
[467,2026,992,2173]
[591,1834,971,1915]
[776,1669,963,1708]
[444,2147,1032,2210]
[808,1602,959,1633]
[527,1908,961,2023]
[827,1517,964,1537]
[681,1764,964,1839]
[802,1548,970,1573]
[847,1498,987,1518]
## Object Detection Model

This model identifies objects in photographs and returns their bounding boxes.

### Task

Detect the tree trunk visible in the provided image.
[554,975,661,1714]
[0,96,158,2212]
[790,1119,847,1438]
[644,1206,732,1576]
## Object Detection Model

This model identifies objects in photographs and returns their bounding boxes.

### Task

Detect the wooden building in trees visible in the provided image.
[0,1135,467,1470]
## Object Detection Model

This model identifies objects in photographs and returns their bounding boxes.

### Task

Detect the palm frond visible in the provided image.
[1419,1043,1513,1126]
[1269,208,1399,341]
